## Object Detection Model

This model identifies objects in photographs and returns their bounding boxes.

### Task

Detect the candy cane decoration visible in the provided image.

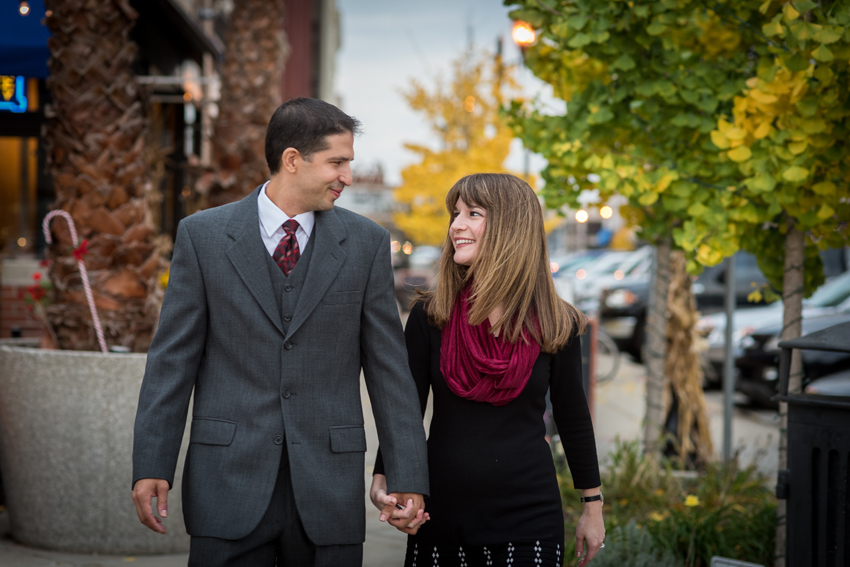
[42,210,108,353]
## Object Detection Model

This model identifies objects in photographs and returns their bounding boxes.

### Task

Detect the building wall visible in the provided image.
[0,258,47,339]
[282,0,315,101]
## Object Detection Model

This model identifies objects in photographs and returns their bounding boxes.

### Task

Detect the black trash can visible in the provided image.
[775,321,850,567]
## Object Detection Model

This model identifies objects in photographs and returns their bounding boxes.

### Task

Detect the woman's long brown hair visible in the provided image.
[417,173,586,353]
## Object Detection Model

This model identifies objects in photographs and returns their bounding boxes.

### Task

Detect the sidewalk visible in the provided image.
[0,356,778,566]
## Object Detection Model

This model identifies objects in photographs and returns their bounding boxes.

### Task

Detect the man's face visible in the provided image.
[293,131,354,213]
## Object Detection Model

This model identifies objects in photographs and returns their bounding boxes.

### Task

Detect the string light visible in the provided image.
[19,1,30,16]
[512,21,536,47]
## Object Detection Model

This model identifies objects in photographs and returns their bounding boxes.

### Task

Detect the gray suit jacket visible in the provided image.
[132,187,428,545]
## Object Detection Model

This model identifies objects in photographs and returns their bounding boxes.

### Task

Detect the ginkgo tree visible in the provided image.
[505,0,849,562]
[393,47,528,245]
[504,0,766,468]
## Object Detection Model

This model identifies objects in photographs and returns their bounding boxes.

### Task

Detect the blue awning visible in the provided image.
[0,0,51,78]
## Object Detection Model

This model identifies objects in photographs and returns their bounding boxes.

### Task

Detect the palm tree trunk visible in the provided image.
[774,222,804,567]
[43,0,163,352]
[195,0,287,208]
[644,237,670,456]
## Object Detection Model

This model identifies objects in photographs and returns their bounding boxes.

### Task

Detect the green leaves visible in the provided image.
[505,0,849,281]
[646,20,666,36]
[781,166,809,182]
[812,44,834,62]
[611,53,636,71]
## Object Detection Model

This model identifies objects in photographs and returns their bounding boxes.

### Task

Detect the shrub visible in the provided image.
[557,438,776,567]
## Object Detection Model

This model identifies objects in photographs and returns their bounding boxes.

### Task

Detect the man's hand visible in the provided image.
[370,475,429,535]
[386,492,427,535]
[132,478,170,534]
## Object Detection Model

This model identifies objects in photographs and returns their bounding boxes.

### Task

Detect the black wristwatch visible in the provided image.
[580,492,603,504]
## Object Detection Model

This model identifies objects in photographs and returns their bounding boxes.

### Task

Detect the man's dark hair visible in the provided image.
[265,98,362,175]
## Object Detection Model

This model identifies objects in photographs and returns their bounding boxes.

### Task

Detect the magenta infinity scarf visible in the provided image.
[440,286,541,406]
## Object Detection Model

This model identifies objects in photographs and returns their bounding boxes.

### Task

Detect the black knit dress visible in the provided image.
[375,303,601,567]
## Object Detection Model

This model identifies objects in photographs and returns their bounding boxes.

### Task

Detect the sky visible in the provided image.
[335,0,552,186]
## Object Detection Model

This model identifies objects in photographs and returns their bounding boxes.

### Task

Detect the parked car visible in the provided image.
[599,251,770,360]
[735,312,850,408]
[804,368,850,397]
[698,269,850,382]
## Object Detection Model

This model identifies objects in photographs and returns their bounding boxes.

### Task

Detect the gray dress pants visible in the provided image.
[188,457,363,567]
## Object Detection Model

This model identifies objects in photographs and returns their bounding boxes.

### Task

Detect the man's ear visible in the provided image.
[281,147,300,174]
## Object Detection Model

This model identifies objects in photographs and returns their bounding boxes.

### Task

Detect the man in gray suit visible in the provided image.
[132,98,429,566]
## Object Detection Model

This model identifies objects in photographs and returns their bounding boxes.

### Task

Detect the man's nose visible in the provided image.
[340,164,352,186]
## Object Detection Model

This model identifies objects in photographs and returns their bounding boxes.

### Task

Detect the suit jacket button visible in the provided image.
[284,341,292,350]
[284,315,292,322]
[282,389,291,399]
[284,284,292,292]
[273,435,283,445]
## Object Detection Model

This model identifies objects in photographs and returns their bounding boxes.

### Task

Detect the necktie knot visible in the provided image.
[283,219,299,236]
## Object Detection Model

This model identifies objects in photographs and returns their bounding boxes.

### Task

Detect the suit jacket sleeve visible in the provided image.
[132,219,208,489]
[374,302,432,476]
[359,231,429,496]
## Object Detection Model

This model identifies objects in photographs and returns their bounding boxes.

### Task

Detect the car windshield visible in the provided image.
[806,270,850,308]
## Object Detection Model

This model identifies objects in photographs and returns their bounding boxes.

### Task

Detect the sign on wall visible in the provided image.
[0,76,27,113]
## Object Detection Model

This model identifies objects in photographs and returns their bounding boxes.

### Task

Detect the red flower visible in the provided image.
[72,239,89,261]
[39,259,50,267]
[32,272,42,282]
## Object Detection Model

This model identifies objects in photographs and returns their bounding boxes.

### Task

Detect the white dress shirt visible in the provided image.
[258,181,315,256]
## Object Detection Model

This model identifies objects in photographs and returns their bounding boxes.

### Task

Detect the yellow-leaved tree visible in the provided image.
[394,47,528,245]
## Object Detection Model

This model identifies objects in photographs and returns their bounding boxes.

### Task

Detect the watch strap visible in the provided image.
[580,494,603,503]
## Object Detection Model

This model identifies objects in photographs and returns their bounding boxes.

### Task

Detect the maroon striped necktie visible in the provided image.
[272,219,301,276]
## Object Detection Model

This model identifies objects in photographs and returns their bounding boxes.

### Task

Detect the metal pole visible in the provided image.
[722,254,736,461]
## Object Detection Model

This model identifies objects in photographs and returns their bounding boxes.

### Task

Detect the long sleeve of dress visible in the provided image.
[373,303,433,475]
[549,332,602,488]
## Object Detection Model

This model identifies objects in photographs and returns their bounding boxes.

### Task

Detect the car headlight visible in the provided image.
[764,334,781,353]
[605,289,638,309]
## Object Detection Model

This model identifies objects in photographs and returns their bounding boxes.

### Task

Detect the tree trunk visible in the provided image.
[664,250,714,467]
[195,0,287,208]
[643,238,670,456]
[43,0,163,352]
[774,222,805,567]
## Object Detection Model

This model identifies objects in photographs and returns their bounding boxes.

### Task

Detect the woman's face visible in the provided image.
[450,197,486,266]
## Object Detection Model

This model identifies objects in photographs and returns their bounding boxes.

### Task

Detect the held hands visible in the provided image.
[131,478,171,534]
[370,474,429,535]
[575,499,605,567]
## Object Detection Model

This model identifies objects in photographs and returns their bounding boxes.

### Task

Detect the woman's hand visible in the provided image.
[575,499,605,566]
[369,474,430,535]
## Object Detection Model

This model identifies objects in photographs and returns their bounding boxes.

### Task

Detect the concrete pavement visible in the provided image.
[0,354,778,566]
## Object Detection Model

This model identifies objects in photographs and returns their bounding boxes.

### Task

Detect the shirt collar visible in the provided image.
[258,181,316,238]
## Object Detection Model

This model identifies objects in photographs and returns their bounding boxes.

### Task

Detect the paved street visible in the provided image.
[0,354,778,566]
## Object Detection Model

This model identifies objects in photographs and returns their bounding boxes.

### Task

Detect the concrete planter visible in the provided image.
[0,346,190,554]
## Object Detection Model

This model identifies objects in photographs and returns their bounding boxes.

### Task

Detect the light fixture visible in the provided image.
[575,210,589,223]
[600,205,613,219]
[512,21,536,48]
[19,1,30,15]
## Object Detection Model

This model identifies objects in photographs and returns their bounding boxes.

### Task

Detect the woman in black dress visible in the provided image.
[371,173,605,566]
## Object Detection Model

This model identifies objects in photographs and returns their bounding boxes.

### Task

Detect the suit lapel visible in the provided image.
[225,187,284,335]
[286,207,348,339]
